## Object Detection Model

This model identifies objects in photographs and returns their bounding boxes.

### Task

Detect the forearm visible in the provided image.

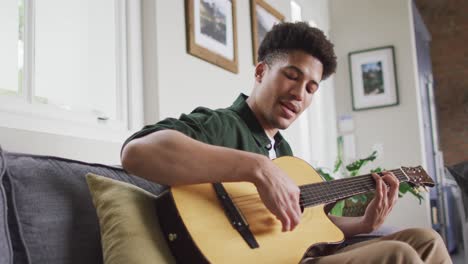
[121,130,265,186]
[328,215,371,238]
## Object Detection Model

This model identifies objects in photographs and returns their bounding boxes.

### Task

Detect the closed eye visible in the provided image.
[283,70,299,80]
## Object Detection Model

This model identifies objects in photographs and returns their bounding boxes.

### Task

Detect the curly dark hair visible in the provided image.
[258,22,337,80]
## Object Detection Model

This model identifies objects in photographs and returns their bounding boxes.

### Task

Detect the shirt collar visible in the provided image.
[229,93,285,148]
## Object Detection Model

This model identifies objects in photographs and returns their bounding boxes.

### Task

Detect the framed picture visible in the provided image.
[348,46,399,111]
[186,0,238,73]
[250,0,284,65]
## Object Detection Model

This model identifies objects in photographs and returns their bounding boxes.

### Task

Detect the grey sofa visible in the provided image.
[0,146,166,264]
[0,145,390,264]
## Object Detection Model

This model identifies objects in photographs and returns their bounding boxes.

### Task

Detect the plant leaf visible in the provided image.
[330,200,345,216]
[346,151,377,174]
[399,182,424,204]
[317,168,334,181]
[399,182,412,194]
[334,136,344,173]
[333,159,342,174]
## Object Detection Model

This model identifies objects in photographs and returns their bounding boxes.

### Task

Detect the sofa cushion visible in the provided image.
[3,150,167,264]
[86,173,175,264]
[0,147,13,264]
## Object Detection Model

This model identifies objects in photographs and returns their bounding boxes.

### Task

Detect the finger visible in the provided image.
[285,208,299,231]
[377,175,388,209]
[380,174,398,214]
[283,184,301,231]
[372,173,384,201]
[290,197,302,230]
[381,182,389,210]
[282,195,295,230]
[382,172,399,188]
[382,173,399,205]
[377,174,388,211]
[282,193,299,231]
[278,209,290,232]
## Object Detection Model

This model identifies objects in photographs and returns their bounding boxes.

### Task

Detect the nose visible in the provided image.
[289,83,306,101]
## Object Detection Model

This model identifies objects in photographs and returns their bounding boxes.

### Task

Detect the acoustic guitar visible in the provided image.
[155,156,435,263]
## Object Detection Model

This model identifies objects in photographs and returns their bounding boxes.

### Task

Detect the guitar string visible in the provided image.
[232,177,407,207]
[230,172,408,207]
[298,169,406,192]
[229,169,406,202]
[233,183,393,211]
[298,173,408,207]
[231,173,408,206]
[231,170,407,204]
[233,187,401,210]
[234,184,405,214]
[300,172,407,198]
[231,174,410,210]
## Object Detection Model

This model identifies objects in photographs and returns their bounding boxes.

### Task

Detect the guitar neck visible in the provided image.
[299,169,409,208]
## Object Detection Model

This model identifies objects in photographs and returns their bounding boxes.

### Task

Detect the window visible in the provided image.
[290,1,302,22]
[0,0,142,142]
[0,0,23,96]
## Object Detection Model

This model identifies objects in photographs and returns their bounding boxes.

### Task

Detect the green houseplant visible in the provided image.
[317,137,424,217]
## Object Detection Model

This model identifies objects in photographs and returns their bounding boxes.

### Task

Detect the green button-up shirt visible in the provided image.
[123,94,293,158]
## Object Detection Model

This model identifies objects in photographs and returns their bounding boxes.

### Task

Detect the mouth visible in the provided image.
[279,102,299,118]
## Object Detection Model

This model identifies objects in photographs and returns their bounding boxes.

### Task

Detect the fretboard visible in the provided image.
[299,169,409,208]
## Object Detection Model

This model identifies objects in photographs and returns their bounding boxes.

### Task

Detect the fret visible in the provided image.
[299,168,409,208]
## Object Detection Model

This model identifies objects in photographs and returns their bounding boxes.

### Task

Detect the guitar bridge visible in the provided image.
[213,183,259,249]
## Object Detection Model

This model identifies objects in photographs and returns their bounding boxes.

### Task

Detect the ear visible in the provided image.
[254,62,267,83]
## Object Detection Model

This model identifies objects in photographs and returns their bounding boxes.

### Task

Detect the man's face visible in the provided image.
[249,50,324,133]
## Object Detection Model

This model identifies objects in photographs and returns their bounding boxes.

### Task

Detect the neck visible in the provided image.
[246,96,278,138]
[299,168,410,208]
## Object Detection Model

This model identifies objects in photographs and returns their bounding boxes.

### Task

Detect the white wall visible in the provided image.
[151,0,253,119]
[0,0,429,229]
[144,0,338,168]
[0,0,338,167]
[0,0,337,167]
[292,0,338,169]
[330,0,431,228]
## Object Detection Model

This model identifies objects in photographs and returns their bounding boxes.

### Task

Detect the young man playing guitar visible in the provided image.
[121,22,451,263]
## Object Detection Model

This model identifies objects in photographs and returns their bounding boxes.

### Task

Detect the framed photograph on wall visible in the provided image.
[349,46,399,111]
[250,0,284,65]
[186,0,238,73]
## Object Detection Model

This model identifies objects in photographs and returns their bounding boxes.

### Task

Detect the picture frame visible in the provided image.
[348,46,399,111]
[250,0,284,65]
[185,0,238,73]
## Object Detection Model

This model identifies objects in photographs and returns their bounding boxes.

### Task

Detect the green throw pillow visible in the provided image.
[86,173,175,264]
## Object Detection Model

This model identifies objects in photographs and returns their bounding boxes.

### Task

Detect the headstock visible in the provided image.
[401,166,435,188]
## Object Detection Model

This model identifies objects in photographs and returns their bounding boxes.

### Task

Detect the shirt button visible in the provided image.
[266,143,272,150]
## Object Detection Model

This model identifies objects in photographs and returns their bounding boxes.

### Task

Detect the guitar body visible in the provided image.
[156,156,345,263]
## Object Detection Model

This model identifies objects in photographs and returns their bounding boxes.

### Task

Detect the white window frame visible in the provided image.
[0,0,143,143]
[290,0,302,22]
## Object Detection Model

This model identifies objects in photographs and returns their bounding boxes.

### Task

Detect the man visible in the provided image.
[121,22,450,263]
